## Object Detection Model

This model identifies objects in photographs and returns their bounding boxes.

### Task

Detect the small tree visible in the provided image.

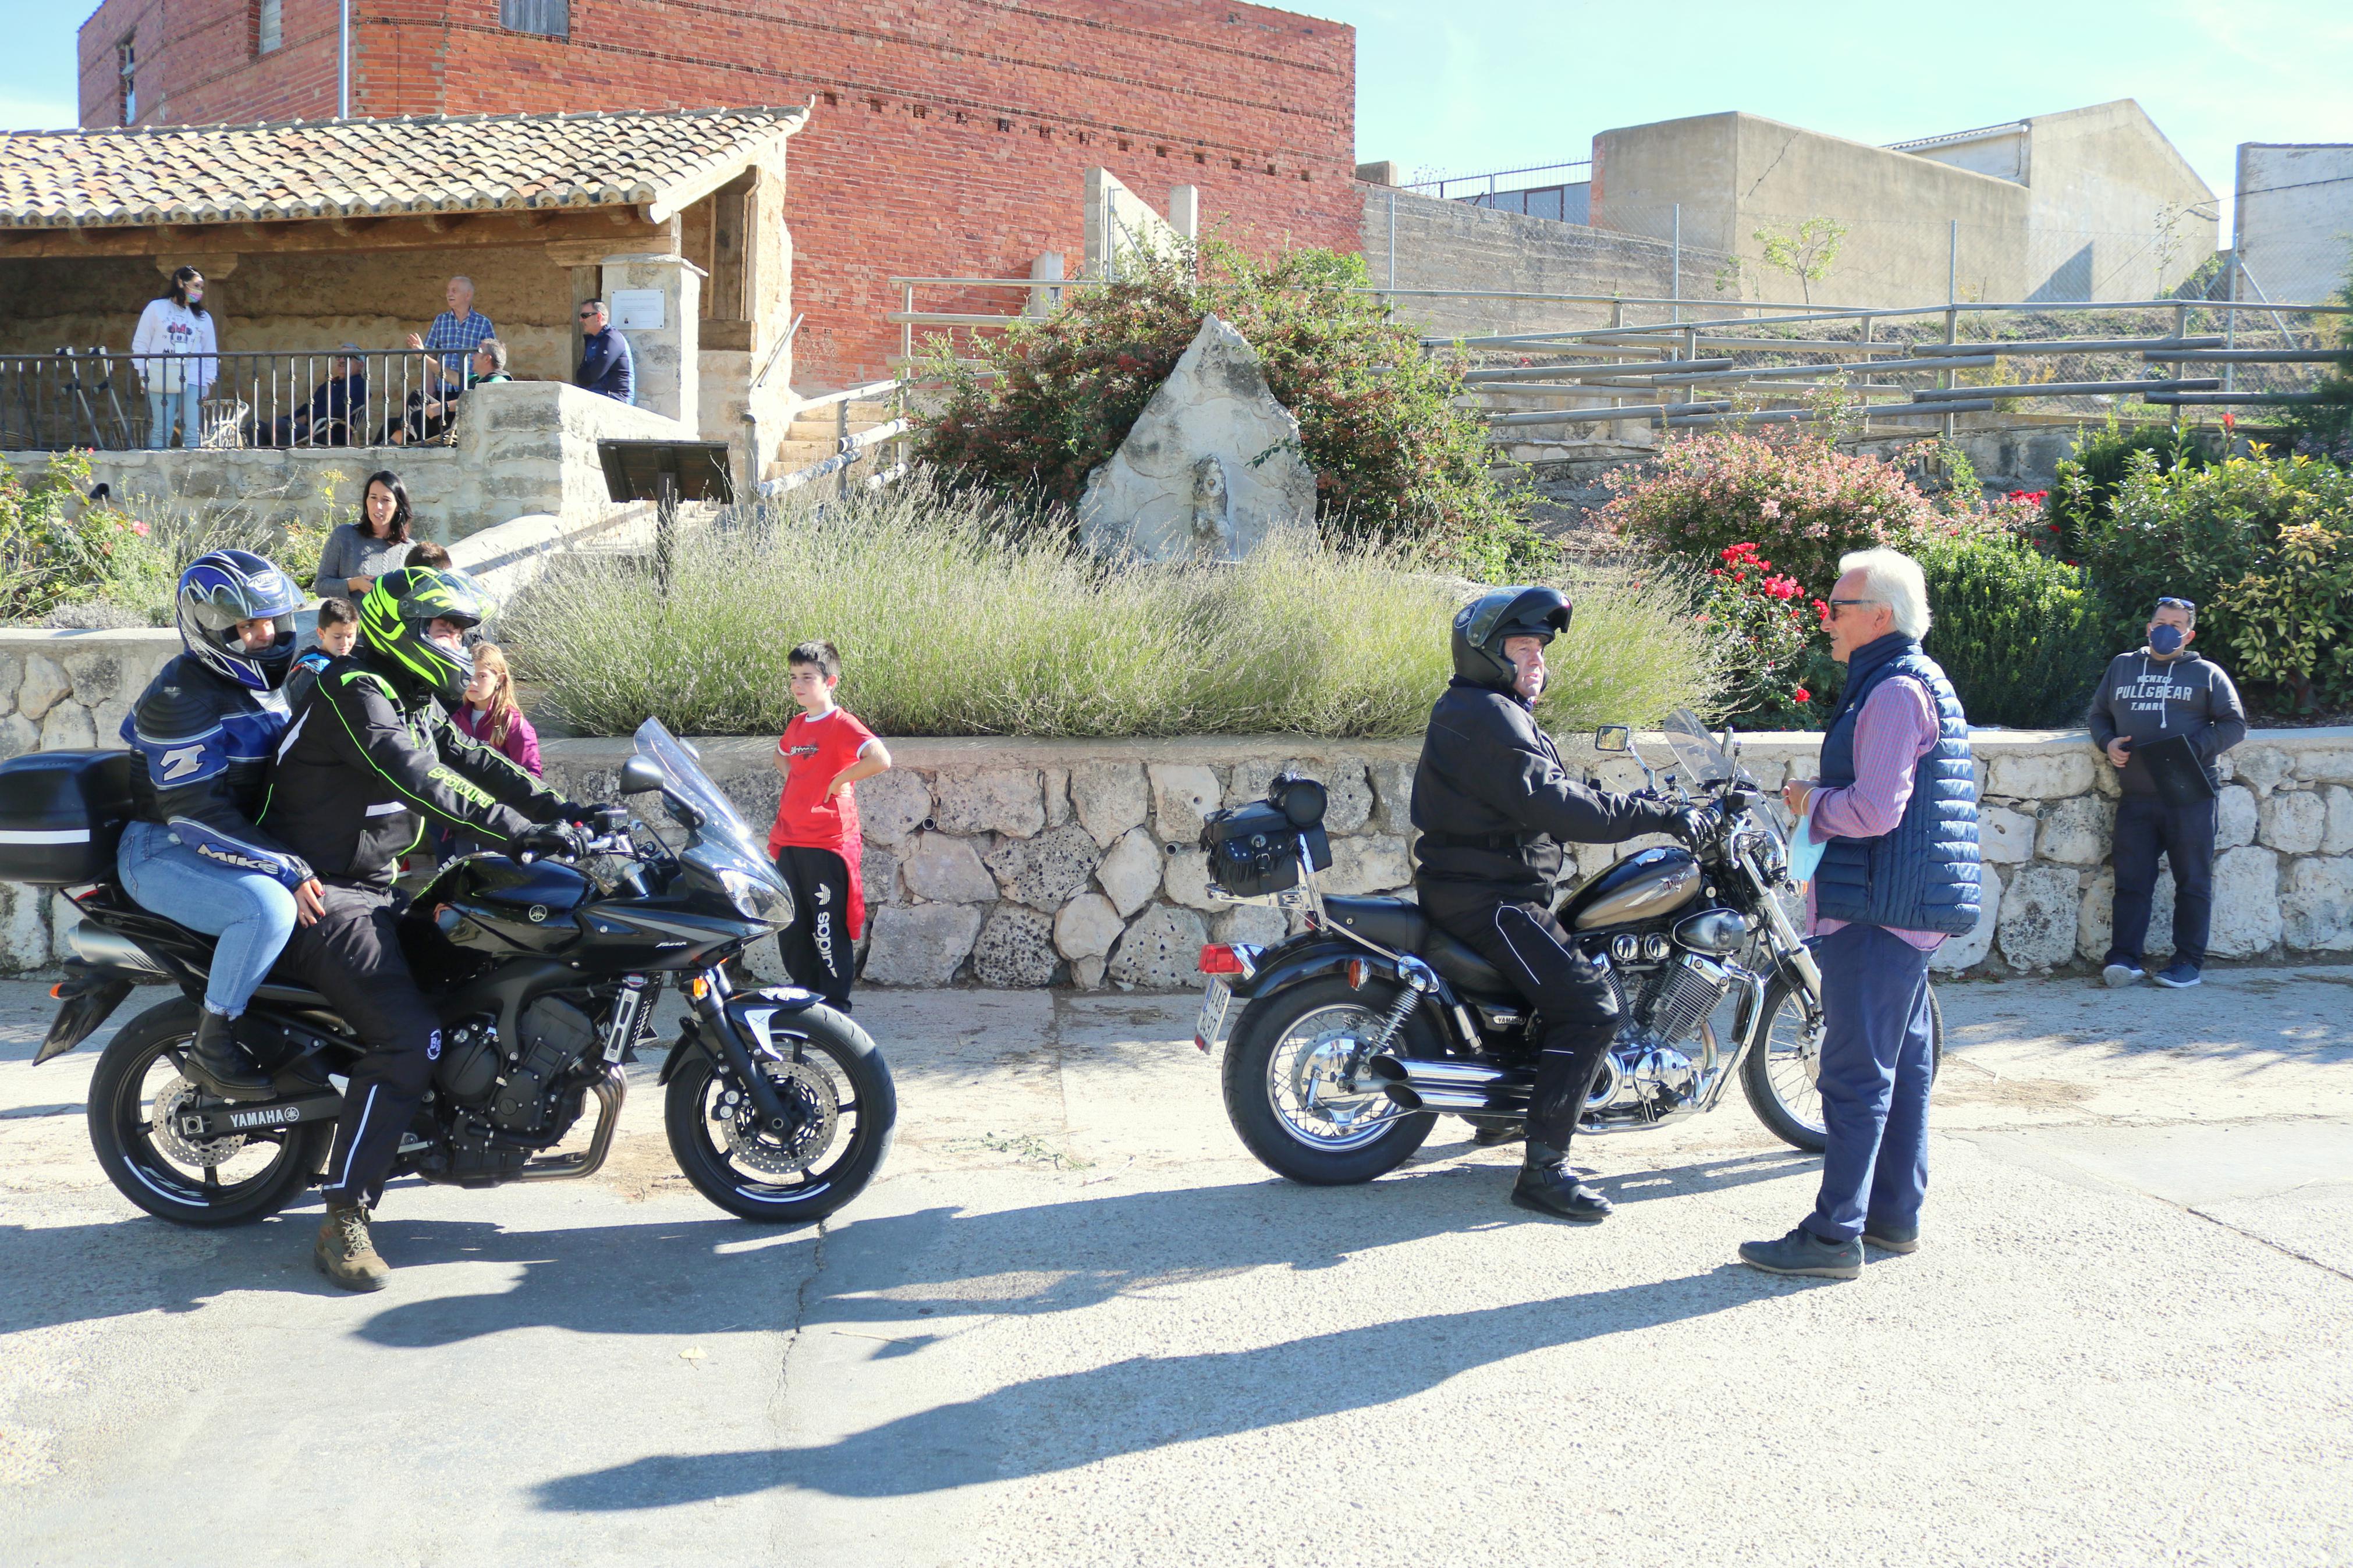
[1752,217,1850,305]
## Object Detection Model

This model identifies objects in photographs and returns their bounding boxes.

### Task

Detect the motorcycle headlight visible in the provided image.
[716,867,794,928]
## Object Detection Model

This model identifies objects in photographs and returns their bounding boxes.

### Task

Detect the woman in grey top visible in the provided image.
[314,470,416,599]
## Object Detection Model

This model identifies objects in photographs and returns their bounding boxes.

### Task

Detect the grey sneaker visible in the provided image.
[2152,962,2202,989]
[315,1202,390,1292]
[1861,1224,1921,1254]
[1738,1225,1862,1280]
[2102,962,2144,987]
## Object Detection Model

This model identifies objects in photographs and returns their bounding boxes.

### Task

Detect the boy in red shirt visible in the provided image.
[767,641,892,1009]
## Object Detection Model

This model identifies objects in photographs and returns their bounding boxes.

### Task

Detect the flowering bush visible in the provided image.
[1915,531,2113,727]
[0,451,162,621]
[1596,428,1943,591]
[1695,542,1828,727]
[914,240,1518,554]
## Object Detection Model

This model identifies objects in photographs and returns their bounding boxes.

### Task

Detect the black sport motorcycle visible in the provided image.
[1193,709,1940,1185]
[12,719,894,1226]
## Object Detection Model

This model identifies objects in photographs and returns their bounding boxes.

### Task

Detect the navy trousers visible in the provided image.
[2107,794,2217,971]
[1806,922,1935,1245]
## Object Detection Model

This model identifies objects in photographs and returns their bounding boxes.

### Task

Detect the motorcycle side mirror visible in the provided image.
[1593,725,1631,753]
[618,756,665,795]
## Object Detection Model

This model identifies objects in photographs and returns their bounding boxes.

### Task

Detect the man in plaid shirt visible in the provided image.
[403,276,496,395]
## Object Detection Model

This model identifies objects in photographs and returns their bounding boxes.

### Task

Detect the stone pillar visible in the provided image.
[598,252,705,429]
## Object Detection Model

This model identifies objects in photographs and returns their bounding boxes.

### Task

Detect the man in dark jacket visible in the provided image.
[1412,586,1703,1224]
[575,299,634,404]
[2086,596,2247,989]
[260,567,582,1290]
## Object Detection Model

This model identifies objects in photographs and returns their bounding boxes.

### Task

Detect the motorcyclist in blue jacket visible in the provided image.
[116,551,326,1101]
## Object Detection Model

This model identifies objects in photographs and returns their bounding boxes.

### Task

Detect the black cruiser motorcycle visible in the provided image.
[1193,710,1940,1186]
[7,719,894,1226]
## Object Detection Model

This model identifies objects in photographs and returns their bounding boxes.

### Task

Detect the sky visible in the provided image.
[2,0,2344,234]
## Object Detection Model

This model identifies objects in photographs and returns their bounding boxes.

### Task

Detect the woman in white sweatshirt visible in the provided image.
[130,266,219,449]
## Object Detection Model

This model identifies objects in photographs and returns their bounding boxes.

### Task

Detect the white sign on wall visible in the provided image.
[610,289,665,332]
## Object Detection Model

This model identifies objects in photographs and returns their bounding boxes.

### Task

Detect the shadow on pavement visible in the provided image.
[0,1152,1813,1341]
[531,1264,1780,1510]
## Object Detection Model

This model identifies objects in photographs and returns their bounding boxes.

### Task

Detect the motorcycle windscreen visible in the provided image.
[1662,709,1738,785]
[631,717,792,901]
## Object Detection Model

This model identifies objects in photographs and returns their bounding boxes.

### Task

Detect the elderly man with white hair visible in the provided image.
[1741,547,1982,1281]
[404,275,495,396]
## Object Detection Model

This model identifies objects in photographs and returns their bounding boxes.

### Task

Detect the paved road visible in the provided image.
[2,970,2348,1566]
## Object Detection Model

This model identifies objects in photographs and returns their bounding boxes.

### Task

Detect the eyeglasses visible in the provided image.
[2156,596,2196,611]
[1825,597,1884,619]
[579,310,601,319]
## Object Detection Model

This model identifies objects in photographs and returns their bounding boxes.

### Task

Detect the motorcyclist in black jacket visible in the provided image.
[258,566,584,1290]
[1412,586,1705,1223]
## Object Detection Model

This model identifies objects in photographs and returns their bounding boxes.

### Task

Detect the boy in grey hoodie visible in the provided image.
[2085,596,2248,988]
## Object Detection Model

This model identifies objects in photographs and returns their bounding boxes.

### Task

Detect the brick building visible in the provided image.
[74,0,1360,386]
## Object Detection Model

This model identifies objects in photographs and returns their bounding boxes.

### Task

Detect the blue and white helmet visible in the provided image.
[176,550,304,691]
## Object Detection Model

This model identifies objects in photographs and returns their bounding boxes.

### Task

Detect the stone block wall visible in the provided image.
[538,727,2353,992]
[6,712,2350,984]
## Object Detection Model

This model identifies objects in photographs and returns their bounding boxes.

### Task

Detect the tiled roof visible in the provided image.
[0,105,808,229]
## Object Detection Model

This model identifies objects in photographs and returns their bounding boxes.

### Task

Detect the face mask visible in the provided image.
[2149,624,2187,656]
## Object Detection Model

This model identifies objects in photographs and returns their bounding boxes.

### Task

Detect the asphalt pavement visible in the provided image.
[1,969,2348,1567]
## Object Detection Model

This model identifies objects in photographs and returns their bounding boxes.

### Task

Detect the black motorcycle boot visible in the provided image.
[183,1008,275,1101]
[1507,1046,1612,1222]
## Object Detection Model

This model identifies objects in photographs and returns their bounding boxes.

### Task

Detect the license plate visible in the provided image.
[1193,977,1232,1054]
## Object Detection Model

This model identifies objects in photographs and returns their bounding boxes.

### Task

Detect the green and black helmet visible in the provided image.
[358,566,482,704]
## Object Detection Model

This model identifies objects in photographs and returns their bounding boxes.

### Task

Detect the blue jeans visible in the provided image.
[117,820,297,1019]
[147,385,202,448]
[1805,923,1936,1245]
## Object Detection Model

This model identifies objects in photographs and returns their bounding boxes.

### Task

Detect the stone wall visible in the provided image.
[1361,185,1739,339]
[534,727,2353,993]
[5,380,683,541]
[6,718,2348,983]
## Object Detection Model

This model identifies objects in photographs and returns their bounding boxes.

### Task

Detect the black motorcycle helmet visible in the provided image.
[1451,586,1572,689]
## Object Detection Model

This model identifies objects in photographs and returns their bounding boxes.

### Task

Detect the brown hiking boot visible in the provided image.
[314,1202,389,1292]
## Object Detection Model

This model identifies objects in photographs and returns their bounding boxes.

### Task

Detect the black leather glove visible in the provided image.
[1665,806,1713,847]
[509,822,591,862]
[551,798,593,824]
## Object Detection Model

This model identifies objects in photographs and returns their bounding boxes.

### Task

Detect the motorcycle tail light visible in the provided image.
[1344,958,1368,990]
[1198,944,1246,976]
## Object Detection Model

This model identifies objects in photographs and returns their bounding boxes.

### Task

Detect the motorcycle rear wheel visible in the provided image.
[1220,975,1438,1186]
[663,1005,896,1224]
[87,1000,331,1227]
[1740,976,1943,1153]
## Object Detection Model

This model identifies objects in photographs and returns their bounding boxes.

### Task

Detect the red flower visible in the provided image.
[1791,687,1811,704]
[2223,411,2237,433]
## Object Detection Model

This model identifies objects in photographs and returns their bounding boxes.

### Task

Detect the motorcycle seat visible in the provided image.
[1321,895,1516,999]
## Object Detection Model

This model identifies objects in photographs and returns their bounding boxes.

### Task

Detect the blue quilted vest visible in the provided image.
[1815,634,1982,936]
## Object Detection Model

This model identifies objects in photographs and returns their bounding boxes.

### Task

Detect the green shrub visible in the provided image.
[912,240,1520,553]
[0,451,160,621]
[2078,451,2353,707]
[2049,414,2207,561]
[500,474,1724,739]
[1917,531,2111,728]
[2213,519,2353,710]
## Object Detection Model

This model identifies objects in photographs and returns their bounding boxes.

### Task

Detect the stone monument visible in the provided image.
[1077,314,1319,561]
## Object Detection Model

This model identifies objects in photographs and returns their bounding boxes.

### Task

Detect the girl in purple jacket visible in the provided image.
[453,643,541,776]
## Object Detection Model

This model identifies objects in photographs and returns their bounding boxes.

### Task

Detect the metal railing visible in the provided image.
[878,276,2352,446]
[1,349,468,453]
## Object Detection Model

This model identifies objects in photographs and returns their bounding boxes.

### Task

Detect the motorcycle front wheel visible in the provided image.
[86,1000,331,1227]
[663,1004,896,1224]
[1740,976,1943,1153]
[1220,975,1438,1186]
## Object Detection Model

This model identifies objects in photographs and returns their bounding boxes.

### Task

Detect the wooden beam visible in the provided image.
[0,208,667,260]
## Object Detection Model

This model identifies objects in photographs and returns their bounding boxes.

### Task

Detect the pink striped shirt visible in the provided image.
[1803,675,1947,951]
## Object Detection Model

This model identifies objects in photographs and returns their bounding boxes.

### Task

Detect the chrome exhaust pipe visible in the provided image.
[1368,1055,1532,1114]
[68,925,168,980]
